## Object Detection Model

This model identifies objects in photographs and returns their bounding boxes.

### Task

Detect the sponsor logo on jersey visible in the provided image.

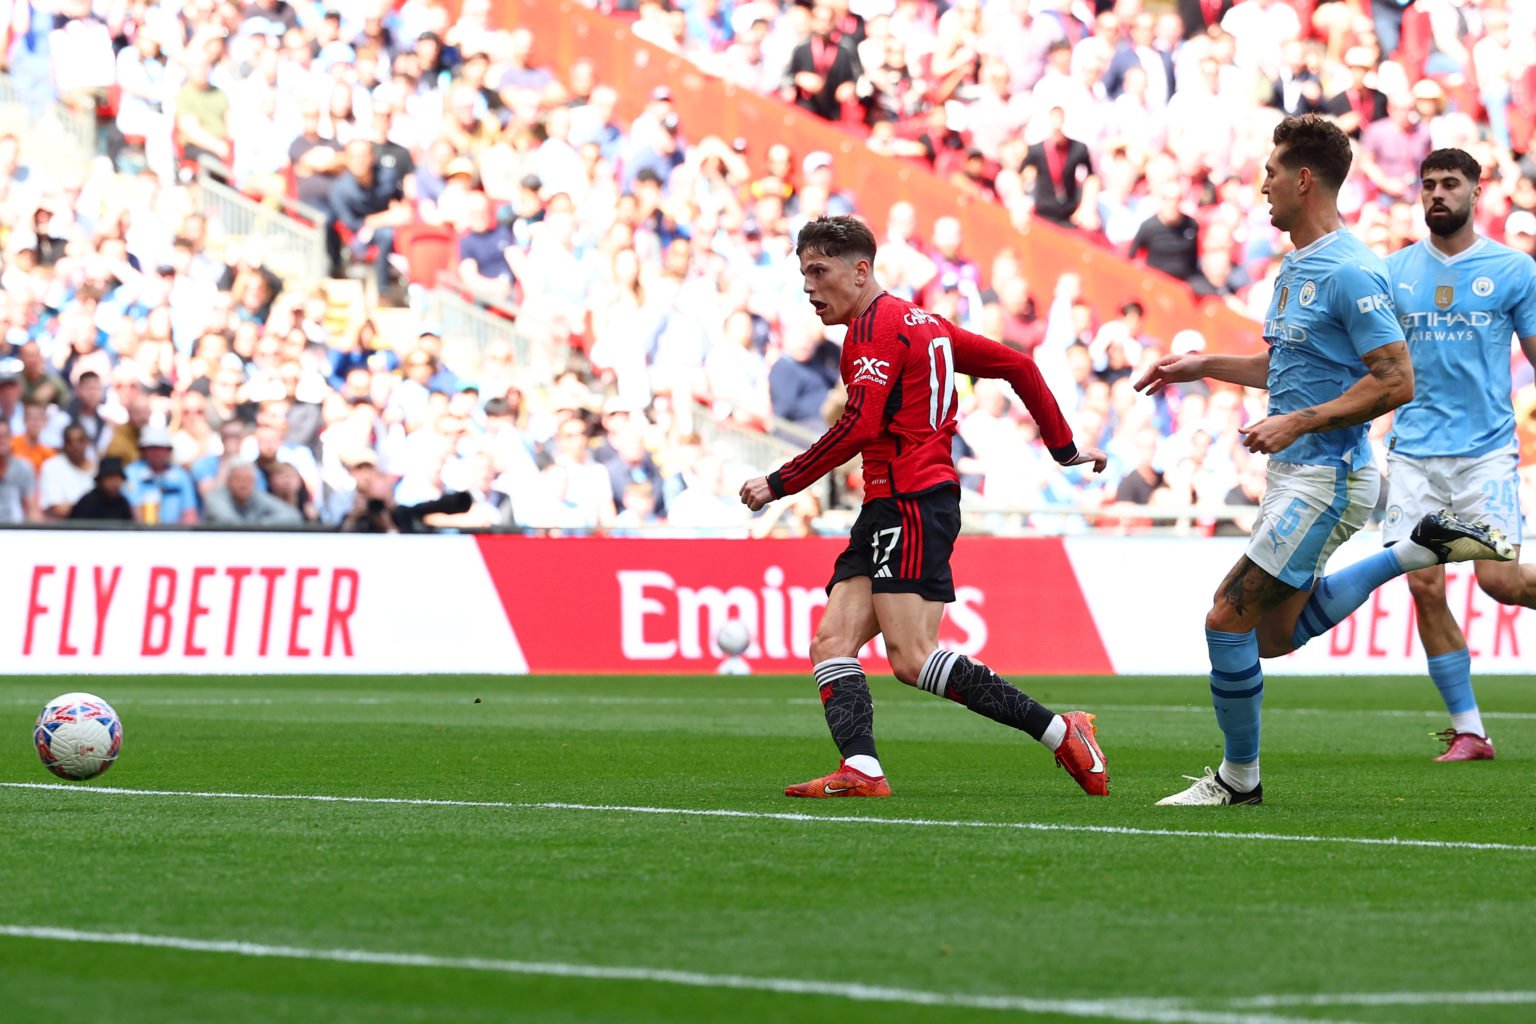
[1435,285,1455,309]
[1277,286,1289,312]
[1397,281,1417,294]
[1356,293,1392,314]
[903,308,939,326]
[1265,319,1308,344]
[1299,281,1316,306]
[1473,276,1495,297]
[1398,310,1493,330]
[851,356,892,386]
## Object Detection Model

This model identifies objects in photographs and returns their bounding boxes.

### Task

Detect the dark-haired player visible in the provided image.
[1137,116,1512,806]
[738,215,1112,799]
[1381,147,1536,761]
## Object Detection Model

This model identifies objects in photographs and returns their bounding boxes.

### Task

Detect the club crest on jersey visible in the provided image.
[851,356,891,386]
[1435,285,1455,309]
[1299,281,1316,306]
[1277,286,1289,312]
[1473,276,1495,297]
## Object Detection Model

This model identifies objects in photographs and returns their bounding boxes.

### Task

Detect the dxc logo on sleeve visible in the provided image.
[851,357,892,386]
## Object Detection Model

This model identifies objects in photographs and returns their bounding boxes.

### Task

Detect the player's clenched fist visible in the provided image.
[739,476,775,512]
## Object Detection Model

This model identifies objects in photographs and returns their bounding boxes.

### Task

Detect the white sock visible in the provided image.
[1392,538,1439,572]
[844,754,884,778]
[1040,715,1067,751]
[1451,710,1486,738]
[1220,758,1260,793]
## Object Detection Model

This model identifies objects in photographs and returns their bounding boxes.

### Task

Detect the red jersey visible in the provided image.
[767,293,1079,502]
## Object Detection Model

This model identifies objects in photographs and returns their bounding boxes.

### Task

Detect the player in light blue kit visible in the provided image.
[1137,116,1513,806]
[1384,148,1536,762]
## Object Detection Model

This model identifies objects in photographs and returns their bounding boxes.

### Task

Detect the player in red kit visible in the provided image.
[740,216,1112,798]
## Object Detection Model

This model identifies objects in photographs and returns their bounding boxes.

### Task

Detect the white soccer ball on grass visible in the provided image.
[35,692,123,781]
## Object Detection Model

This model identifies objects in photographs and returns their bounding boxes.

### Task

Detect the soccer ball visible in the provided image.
[35,692,123,781]
[716,620,752,656]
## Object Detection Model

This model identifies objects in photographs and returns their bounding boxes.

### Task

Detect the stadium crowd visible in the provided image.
[0,0,1534,535]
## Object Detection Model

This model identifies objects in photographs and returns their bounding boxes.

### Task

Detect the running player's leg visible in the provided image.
[870,487,1108,795]
[1459,448,1535,608]
[1160,462,1355,805]
[786,512,888,798]
[1382,454,1486,753]
[1285,459,1512,654]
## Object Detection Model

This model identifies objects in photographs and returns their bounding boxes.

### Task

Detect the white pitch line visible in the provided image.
[5,694,1536,720]
[1233,992,1536,1008]
[0,924,1370,1024]
[3,782,1532,855]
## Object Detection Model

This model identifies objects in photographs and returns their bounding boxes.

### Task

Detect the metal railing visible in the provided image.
[0,73,96,163]
[415,286,533,382]
[195,169,328,282]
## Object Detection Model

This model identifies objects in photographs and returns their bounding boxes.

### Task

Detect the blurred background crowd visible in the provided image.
[0,0,1533,536]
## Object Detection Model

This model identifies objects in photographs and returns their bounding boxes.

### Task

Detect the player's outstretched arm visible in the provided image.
[1134,351,1270,395]
[1238,341,1413,455]
[947,328,1090,464]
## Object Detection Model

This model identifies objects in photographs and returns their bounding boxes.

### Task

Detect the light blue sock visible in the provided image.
[1291,548,1406,649]
[1208,628,1263,764]
[1428,648,1475,715]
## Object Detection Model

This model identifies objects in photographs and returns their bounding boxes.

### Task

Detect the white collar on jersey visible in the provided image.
[1422,235,1486,266]
[1288,228,1345,263]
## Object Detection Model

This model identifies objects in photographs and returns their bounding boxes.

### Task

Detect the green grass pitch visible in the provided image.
[2,673,1534,1023]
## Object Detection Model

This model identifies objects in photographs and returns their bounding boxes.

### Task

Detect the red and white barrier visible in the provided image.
[2,531,1529,675]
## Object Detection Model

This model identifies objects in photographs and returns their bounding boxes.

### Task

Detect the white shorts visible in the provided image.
[1248,460,1381,589]
[1382,448,1524,547]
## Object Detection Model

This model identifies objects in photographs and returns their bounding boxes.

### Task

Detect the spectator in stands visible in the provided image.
[1507,211,1536,260]
[0,420,40,522]
[456,189,516,298]
[69,455,132,522]
[204,460,303,526]
[784,2,862,122]
[1269,39,1327,117]
[1325,46,1388,139]
[328,139,408,297]
[289,101,346,210]
[38,424,96,520]
[1127,182,1202,283]
[1359,91,1432,204]
[769,317,839,437]
[175,54,233,175]
[12,401,55,473]
[1021,106,1094,227]
[0,360,22,433]
[267,461,318,522]
[56,369,109,454]
[17,341,67,406]
[1105,10,1174,106]
[123,424,199,525]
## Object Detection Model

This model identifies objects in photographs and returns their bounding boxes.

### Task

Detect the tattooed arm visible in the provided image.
[1238,341,1414,455]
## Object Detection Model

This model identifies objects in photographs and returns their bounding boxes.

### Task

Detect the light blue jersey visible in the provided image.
[1263,229,1403,467]
[1385,237,1536,457]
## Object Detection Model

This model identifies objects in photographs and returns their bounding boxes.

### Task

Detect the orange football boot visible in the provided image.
[1054,711,1110,796]
[784,761,891,798]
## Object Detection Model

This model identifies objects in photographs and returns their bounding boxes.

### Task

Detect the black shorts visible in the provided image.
[828,486,962,603]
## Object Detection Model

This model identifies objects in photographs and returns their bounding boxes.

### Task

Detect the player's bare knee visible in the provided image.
[1204,605,1241,634]
[809,630,859,664]
[886,645,932,687]
[1406,571,1446,605]
[1478,575,1524,606]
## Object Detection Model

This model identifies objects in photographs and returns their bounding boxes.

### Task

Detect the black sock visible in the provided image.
[925,651,1055,741]
[813,657,878,760]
